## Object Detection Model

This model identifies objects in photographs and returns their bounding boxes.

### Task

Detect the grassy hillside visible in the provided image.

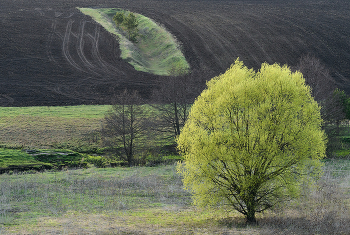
[0,105,109,118]
[0,105,109,149]
[78,7,190,76]
[0,104,172,149]
[0,104,181,171]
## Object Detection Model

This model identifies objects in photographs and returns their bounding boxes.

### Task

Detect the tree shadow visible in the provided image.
[258,212,350,235]
[217,211,350,235]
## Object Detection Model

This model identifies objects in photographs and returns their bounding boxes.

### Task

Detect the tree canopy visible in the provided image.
[113,11,139,42]
[177,59,326,224]
[112,12,125,27]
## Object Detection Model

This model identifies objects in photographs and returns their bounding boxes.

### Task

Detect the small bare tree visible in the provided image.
[151,67,203,139]
[102,90,145,166]
[296,55,335,101]
[295,55,346,154]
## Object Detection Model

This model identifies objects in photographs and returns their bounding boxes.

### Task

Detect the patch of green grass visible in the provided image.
[0,148,39,168]
[0,147,120,172]
[0,104,173,151]
[0,105,110,118]
[334,149,350,157]
[77,7,190,76]
[0,104,180,170]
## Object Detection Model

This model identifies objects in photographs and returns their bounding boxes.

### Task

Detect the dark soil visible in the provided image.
[1,0,350,106]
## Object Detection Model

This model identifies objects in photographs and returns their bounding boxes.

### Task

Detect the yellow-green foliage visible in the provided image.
[177,59,326,221]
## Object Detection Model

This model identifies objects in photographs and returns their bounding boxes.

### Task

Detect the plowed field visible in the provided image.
[1,0,350,106]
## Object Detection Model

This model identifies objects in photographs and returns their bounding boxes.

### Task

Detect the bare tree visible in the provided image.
[296,55,335,101]
[295,55,346,154]
[102,90,145,166]
[151,67,203,139]
[295,55,345,121]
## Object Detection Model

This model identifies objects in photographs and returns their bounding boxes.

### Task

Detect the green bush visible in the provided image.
[85,155,109,168]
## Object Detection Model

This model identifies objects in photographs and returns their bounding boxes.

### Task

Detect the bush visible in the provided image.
[85,155,109,168]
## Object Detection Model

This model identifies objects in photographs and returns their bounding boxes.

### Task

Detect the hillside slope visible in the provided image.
[1,0,350,106]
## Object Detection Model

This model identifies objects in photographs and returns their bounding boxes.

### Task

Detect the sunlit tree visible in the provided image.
[177,59,326,224]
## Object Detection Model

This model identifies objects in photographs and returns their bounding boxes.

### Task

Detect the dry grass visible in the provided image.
[0,115,102,149]
[258,162,350,235]
[0,105,110,149]
[0,105,171,152]
[0,116,101,148]
[0,161,349,234]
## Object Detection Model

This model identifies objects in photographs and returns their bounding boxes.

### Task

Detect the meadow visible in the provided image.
[0,105,348,234]
[0,104,182,173]
[0,160,349,234]
[0,105,109,150]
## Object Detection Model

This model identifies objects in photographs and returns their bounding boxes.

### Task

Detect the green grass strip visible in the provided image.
[0,105,110,118]
[0,148,39,168]
[77,7,190,76]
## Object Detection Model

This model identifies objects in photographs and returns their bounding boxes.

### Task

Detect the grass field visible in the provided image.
[0,105,180,172]
[78,7,190,76]
[0,148,44,169]
[0,105,109,150]
[0,105,349,233]
[1,105,349,157]
[0,161,349,234]
[0,148,111,173]
[0,104,165,148]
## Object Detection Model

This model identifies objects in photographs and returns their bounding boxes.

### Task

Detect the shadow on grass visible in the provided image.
[218,216,248,229]
[258,213,350,235]
[216,212,350,235]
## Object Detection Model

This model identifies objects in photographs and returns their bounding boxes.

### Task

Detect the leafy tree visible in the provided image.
[333,88,350,120]
[123,13,139,42]
[328,89,350,153]
[113,12,125,27]
[113,11,139,42]
[177,60,326,224]
[124,13,138,31]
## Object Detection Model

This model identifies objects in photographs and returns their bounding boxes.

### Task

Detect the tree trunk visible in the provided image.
[174,102,180,136]
[128,104,135,166]
[246,209,257,225]
[245,196,258,225]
